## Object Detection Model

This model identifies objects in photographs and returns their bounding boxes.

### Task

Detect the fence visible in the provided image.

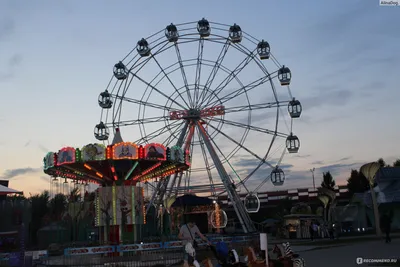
[35,235,257,267]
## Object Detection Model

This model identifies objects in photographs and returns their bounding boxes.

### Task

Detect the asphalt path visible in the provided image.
[299,239,400,267]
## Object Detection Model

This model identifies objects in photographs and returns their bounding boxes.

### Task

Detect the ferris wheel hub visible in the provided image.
[169,105,225,120]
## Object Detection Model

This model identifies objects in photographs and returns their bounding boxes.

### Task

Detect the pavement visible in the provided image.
[300,239,400,267]
[272,232,400,246]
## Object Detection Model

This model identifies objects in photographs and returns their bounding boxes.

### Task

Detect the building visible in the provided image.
[342,167,400,230]
[219,185,350,209]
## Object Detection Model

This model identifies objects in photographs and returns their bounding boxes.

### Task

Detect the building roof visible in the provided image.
[375,167,400,183]
[354,168,400,206]
[0,184,22,195]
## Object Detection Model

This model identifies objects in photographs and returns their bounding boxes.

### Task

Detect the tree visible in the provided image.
[346,169,369,196]
[29,191,50,245]
[321,171,335,190]
[377,158,389,168]
[393,159,400,167]
[49,193,67,220]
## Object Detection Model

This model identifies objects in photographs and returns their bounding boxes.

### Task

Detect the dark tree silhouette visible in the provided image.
[321,171,335,190]
[377,158,388,168]
[393,159,400,167]
[346,169,370,196]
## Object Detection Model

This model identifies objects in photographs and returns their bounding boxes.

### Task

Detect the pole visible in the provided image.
[310,168,315,189]
[370,181,381,236]
[260,233,269,267]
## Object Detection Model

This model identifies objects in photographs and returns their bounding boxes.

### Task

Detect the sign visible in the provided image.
[117,242,162,252]
[81,144,106,161]
[64,246,115,256]
[112,142,138,160]
[43,152,55,170]
[144,143,166,161]
[163,241,183,249]
[57,147,76,165]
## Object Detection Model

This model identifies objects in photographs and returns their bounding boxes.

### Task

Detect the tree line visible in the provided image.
[320,158,400,195]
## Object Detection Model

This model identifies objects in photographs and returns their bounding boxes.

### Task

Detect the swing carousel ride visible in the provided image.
[43,19,302,236]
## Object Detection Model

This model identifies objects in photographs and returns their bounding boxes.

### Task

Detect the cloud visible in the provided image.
[8,54,22,67]
[311,2,373,49]
[302,88,353,112]
[337,156,352,162]
[233,157,291,170]
[1,167,41,180]
[311,160,324,165]
[0,54,23,82]
[0,18,14,41]
[293,154,310,158]
[317,162,360,177]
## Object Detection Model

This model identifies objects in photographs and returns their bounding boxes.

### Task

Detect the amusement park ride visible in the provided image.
[43,19,302,237]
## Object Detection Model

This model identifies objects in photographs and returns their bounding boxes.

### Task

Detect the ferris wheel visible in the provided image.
[95,19,302,233]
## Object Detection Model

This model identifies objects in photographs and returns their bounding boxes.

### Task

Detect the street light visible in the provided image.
[310,167,316,189]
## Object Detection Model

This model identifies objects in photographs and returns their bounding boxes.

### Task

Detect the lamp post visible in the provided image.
[310,168,316,189]
[360,162,381,236]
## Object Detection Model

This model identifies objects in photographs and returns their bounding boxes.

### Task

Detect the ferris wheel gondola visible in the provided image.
[165,23,179,42]
[278,65,292,86]
[94,122,109,141]
[244,193,260,213]
[271,167,285,186]
[113,61,128,80]
[288,98,302,118]
[98,90,112,109]
[96,18,302,233]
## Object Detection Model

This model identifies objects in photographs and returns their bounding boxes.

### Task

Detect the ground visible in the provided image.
[297,239,400,267]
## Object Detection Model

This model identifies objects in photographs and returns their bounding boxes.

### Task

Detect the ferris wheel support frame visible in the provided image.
[146,121,190,213]
[196,121,256,233]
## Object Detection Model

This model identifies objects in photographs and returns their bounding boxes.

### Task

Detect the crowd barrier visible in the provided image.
[64,235,256,256]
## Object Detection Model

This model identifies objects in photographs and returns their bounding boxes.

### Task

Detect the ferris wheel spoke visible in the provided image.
[161,121,186,147]
[110,115,170,127]
[134,120,181,144]
[193,38,205,107]
[206,122,274,169]
[223,102,287,115]
[208,74,273,108]
[151,57,191,109]
[198,124,243,189]
[195,126,216,196]
[112,94,179,112]
[198,41,230,107]
[174,43,194,107]
[185,134,196,191]
[201,48,257,108]
[132,73,187,110]
[208,117,288,138]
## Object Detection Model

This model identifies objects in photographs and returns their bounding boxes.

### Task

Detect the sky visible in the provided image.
[0,0,399,196]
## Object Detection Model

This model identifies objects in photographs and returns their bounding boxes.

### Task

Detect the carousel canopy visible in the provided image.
[0,184,22,195]
[171,194,213,207]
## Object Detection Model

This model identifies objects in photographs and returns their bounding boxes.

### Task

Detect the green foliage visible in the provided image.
[377,158,389,168]
[321,171,335,190]
[29,191,50,245]
[393,159,400,167]
[49,193,67,220]
[290,202,312,214]
[346,169,370,196]
[273,196,292,220]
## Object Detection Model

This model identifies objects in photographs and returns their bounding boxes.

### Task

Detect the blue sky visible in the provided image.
[0,0,399,196]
